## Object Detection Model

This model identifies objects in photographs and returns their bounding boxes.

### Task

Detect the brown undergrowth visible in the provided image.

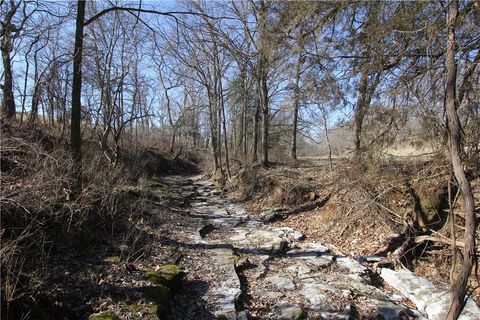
[228,156,480,303]
[0,123,199,319]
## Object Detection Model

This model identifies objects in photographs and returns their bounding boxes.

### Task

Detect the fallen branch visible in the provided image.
[415,235,480,254]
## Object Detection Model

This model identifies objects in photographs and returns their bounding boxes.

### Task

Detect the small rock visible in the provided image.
[307,191,318,201]
[272,227,305,241]
[260,210,280,223]
[199,223,215,238]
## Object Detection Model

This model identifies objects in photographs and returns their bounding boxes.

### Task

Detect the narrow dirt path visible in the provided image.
[158,175,479,320]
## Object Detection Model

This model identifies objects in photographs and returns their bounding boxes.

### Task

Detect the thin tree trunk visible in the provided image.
[70,0,86,193]
[253,85,260,162]
[291,41,304,160]
[1,23,16,121]
[213,36,230,178]
[207,90,219,172]
[220,82,231,178]
[322,110,333,171]
[30,50,40,125]
[216,91,224,177]
[446,1,477,318]
[242,72,248,164]
[260,72,269,166]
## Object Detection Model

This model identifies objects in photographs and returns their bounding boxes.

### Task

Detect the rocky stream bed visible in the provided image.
[143,175,479,320]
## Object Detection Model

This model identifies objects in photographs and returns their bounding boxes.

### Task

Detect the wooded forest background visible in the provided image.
[1,1,479,319]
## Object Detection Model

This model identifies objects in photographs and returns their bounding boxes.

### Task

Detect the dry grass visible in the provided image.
[0,122,200,319]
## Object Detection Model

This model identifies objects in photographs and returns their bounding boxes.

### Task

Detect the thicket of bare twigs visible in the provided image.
[0,123,198,318]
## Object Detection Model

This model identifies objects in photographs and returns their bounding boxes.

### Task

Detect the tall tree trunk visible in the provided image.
[291,42,303,160]
[30,51,40,125]
[213,36,230,178]
[354,64,380,154]
[207,90,220,172]
[1,23,16,121]
[446,0,477,318]
[354,64,369,152]
[70,0,86,193]
[260,72,269,166]
[242,69,248,164]
[258,0,269,167]
[252,84,260,162]
[220,86,230,177]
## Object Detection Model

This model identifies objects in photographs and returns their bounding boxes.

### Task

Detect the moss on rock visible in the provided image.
[88,311,120,320]
[146,284,171,317]
[294,309,308,319]
[121,304,159,320]
[145,264,185,290]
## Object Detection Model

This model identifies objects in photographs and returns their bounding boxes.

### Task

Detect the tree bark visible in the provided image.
[258,0,269,167]
[291,42,304,160]
[70,0,86,193]
[242,68,248,164]
[322,110,333,171]
[445,0,477,318]
[252,81,260,162]
[260,71,269,167]
[1,19,16,121]
[354,64,369,152]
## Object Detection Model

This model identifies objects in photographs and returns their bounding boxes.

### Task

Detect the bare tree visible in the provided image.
[445,0,477,318]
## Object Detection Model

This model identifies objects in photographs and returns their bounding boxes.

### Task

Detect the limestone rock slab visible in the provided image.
[380,268,480,320]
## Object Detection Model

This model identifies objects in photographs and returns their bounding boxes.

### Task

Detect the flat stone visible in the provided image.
[252,255,271,279]
[208,287,240,319]
[203,248,242,319]
[286,263,311,278]
[328,278,392,301]
[266,275,295,291]
[302,282,336,306]
[226,204,247,216]
[242,220,263,228]
[277,302,305,320]
[380,268,480,320]
[335,256,370,283]
[318,310,351,320]
[245,229,287,252]
[211,217,243,227]
[286,242,330,257]
[373,299,410,320]
[294,255,334,269]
